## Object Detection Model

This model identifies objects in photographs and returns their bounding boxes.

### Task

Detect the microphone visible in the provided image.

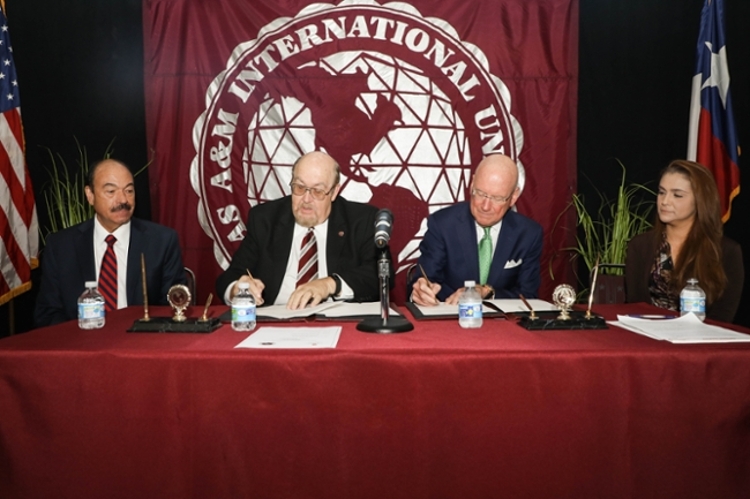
[374,209,393,249]
[358,207,413,334]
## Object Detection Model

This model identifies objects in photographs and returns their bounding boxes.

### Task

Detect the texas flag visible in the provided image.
[687,0,740,222]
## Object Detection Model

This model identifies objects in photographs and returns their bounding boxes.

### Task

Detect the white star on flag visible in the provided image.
[700,41,730,108]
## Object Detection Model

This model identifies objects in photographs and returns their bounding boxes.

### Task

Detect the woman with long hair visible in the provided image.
[625,160,743,322]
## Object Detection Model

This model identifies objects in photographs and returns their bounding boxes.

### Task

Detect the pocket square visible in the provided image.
[504,259,522,269]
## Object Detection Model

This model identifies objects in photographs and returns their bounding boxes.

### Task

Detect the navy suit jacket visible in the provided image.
[415,202,543,300]
[216,195,386,304]
[34,218,186,327]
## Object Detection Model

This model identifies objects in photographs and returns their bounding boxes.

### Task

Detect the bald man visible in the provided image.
[411,154,543,306]
[35,158,185,327]
[216,151,387,310]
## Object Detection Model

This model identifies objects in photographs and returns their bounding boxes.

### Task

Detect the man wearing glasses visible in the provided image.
[411,154,543,306]
[216,151,385,309]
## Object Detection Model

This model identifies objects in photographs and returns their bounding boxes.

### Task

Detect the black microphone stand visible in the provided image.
[357,248,414,333]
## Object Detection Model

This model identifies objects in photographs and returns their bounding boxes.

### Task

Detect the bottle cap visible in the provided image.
[464,280,475,287]
[238,282,250,290]
[687,278,698,284]
[85,281,97,288]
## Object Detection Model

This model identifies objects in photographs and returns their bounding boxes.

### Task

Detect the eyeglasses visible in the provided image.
[289,182,336,201]
[471,188,512,205]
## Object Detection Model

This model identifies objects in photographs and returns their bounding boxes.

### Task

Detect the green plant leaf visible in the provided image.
[549,159,655,292]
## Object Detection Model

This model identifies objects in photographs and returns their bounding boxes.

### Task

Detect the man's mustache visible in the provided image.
[110,203,132,212]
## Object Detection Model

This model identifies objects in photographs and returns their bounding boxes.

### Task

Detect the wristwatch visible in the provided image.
[482,284,495,299]
[331,273,342,298]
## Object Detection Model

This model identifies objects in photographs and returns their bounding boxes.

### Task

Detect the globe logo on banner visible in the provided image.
[191,0,524,297]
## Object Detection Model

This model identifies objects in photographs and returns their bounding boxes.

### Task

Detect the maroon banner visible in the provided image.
[143,0,578,304]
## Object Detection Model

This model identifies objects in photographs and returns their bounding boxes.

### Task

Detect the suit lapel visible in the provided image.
[127,219,145,304]
[457,204,480,281]
[488,211,520,283]
[75,219,97,283]
[326,200,346,268]
[268,202,295,296]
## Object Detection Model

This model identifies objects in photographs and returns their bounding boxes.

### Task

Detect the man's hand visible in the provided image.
[287,277,335,310]
[445,287,464,305]
[412,277,442,306]
[446,284,489,305]
[231,275,265,305]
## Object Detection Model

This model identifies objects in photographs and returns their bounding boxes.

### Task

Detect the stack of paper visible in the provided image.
[611,313,750,343]
[411,298,556,317]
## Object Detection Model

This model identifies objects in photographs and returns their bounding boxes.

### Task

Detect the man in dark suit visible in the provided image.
[411,154,543,305]
[34,159,185,327]
[216,151,384,309]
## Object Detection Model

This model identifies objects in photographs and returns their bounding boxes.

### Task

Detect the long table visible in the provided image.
[1,304,749,499]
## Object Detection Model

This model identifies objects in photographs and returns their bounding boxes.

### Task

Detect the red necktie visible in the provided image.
[98,234,118,311]
[297,229,319,286]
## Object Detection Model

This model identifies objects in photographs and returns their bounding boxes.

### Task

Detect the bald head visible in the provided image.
[290,151,342,227]
[469,154,521,227]
[474,154,519,190]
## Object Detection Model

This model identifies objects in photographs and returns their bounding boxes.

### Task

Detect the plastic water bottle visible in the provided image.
[231,282,257,331]
[78,281,105,329]
[458,280,483,328]
[680,278,706,321]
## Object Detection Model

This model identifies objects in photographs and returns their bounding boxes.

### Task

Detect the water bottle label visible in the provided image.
[232,305,256,322]
[681,297,705,314]
[458,303,482,319]
[78,303,104,319]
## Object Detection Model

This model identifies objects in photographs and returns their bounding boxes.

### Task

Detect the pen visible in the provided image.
[199,292,213,322]
[246,269,254,279]
[418,264,432,285]
[519,294,538,320]
[417,264,440,306]
[626,314,677,319]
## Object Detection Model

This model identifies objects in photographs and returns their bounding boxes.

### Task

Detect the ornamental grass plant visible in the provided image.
[41,139,98,241]
[553,159,655,282]
[40,138,148,243]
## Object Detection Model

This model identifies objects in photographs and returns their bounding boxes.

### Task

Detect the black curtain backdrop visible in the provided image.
[3,0,748,332]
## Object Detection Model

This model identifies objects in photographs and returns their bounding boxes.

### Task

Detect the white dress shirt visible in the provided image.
[223,220,354,305]
[93,218,131,309]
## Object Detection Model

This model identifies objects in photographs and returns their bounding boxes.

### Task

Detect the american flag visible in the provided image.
[687,0,740,222]
[0,3,38,306]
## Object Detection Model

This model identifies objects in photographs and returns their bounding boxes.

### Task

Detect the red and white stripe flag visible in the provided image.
[0,3,39,306]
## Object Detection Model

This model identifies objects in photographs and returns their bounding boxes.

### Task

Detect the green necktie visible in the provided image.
[478,227,492,285]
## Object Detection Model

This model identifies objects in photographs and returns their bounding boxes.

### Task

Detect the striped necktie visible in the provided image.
[478,227,492,285]
[98,234,118,311]
[297,228,319,286]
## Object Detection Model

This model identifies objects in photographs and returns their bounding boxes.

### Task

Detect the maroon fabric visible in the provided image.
[297,228,319,286]
[142,0,579,305]
[98,234,118,311]
[1,304,749,498]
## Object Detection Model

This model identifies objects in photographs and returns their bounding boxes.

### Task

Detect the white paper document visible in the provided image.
[235,326,342,349]
[412,298,556,316]
[611,313,750,344]
[257,301,400,320]
[320,301,401,318]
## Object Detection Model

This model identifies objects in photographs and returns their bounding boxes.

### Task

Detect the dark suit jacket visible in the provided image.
[216,196,385,304]
[414,202,543,300]
[34,218,186,327]
[625,231,744,323]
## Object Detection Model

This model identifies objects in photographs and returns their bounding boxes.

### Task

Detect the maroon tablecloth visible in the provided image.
[1,304,749,499]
